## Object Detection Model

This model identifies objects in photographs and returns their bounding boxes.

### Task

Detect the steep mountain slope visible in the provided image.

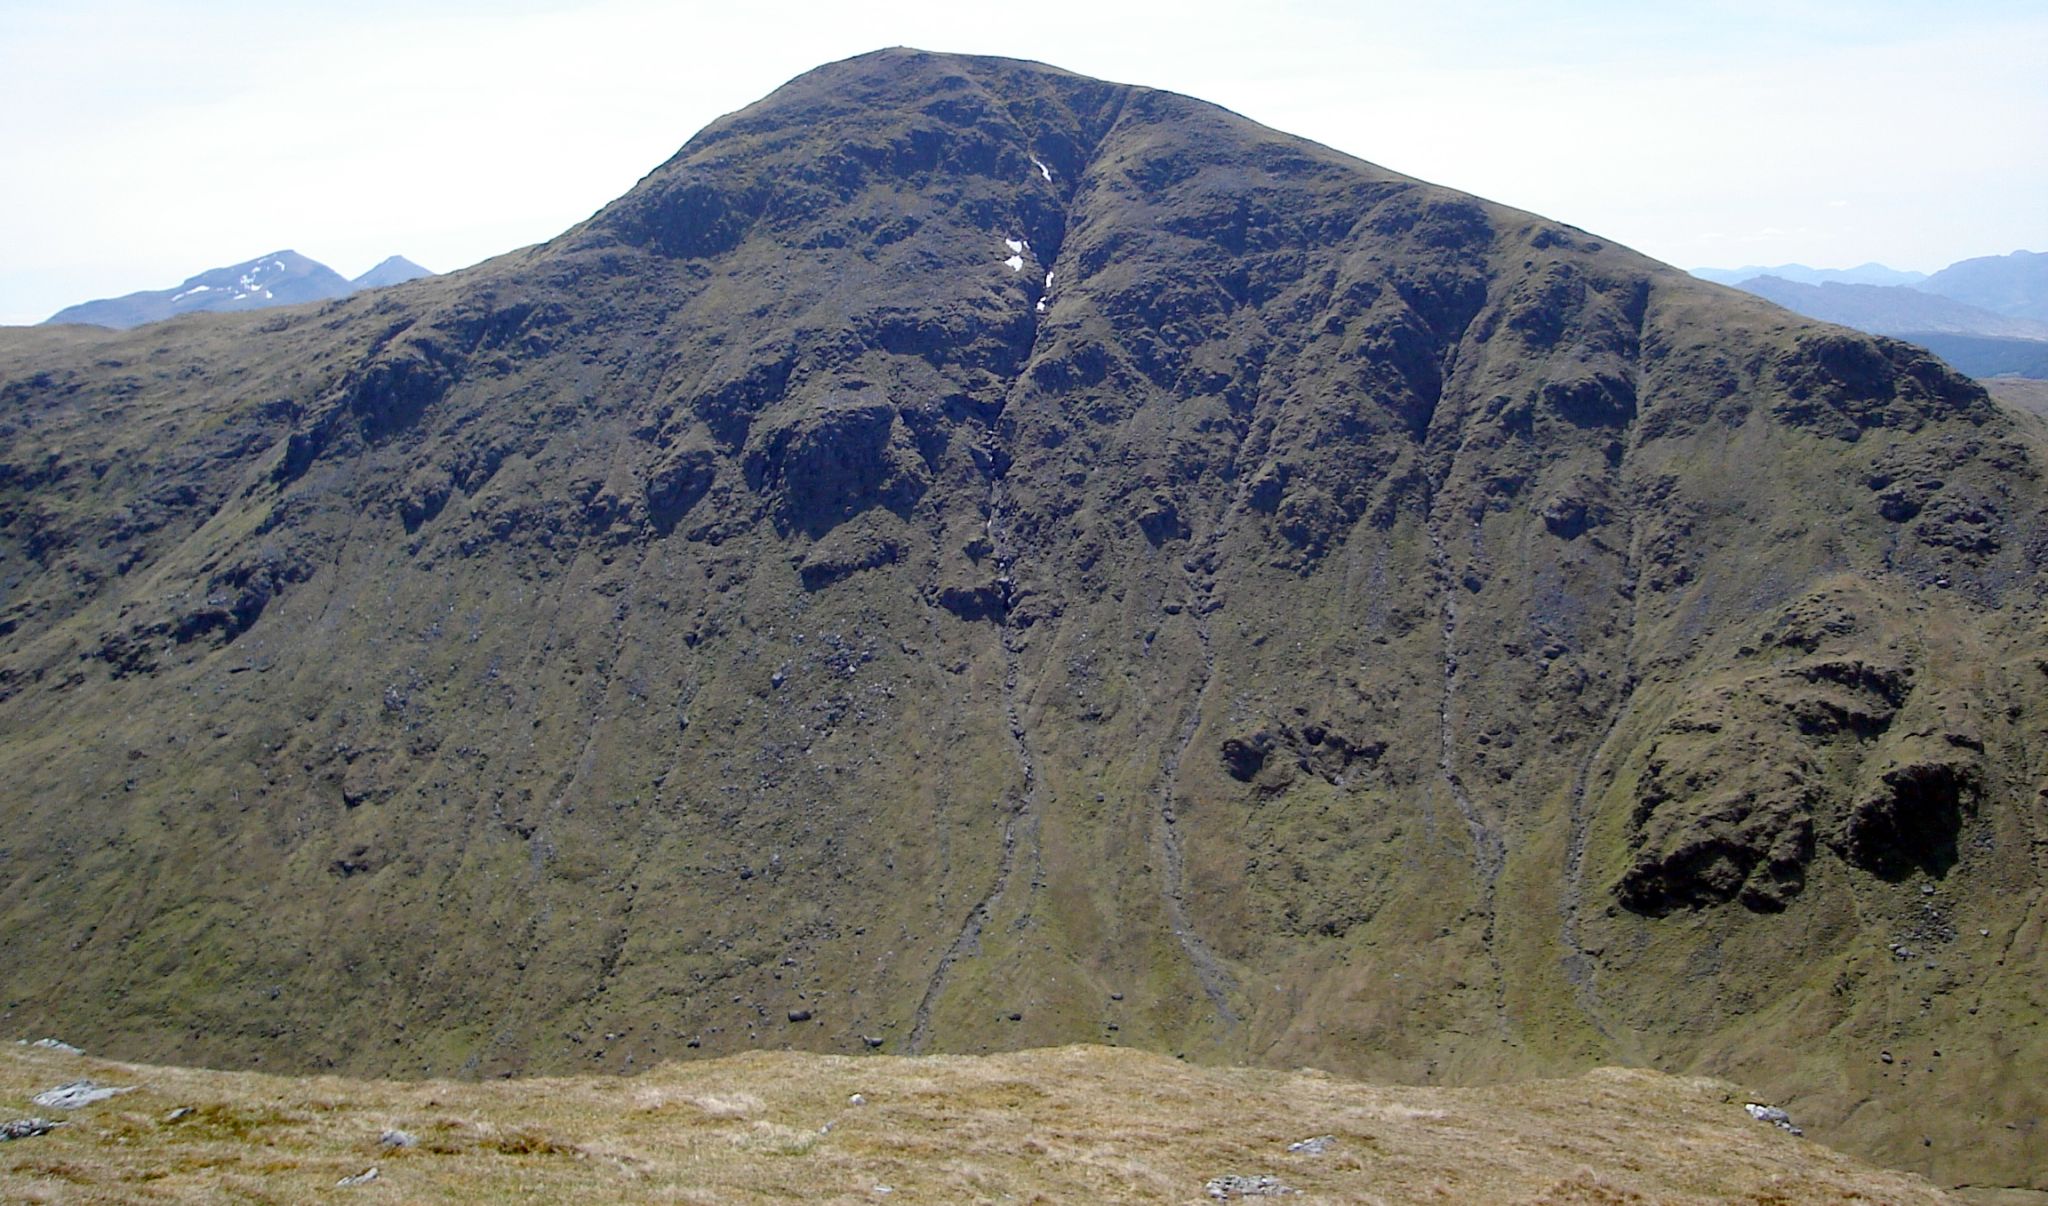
[0,49,2044,1189]
[42,250,434,329]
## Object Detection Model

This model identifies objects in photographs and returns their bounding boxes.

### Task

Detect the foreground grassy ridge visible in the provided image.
[0,1044,1951,1203]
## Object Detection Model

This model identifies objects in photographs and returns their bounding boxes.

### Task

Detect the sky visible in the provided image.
[1,0,2043,325]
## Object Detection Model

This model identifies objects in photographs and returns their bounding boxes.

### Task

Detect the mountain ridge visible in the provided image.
[41,249,435,329]
[1691,252,2048,378]
[0,48,2043,1190]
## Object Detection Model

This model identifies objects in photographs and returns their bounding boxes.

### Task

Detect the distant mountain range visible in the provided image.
[1691,262,1929,288]
[1693,250,2047,378]
[43,251,433,329]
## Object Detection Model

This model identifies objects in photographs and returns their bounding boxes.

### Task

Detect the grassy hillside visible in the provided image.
[0,1042,1957,1203]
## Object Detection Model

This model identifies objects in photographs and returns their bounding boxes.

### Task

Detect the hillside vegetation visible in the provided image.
[0,1042,1956,1203]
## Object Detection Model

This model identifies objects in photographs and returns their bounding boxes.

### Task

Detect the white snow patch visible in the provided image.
[1004,238,1025,255]
[1036,298,1047,313]
[1044,271,1056,289]
[171,285,213,301]
[1004,255,1025,272]
[1031,156,1053,182]
[272,260,285,271]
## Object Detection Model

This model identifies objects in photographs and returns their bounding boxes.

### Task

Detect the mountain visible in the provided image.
[43,250,355,328]
[1919,249,2048,324]
[1734,275,2048,341]
[1723,274,2048,379]
[352,255,435,290]
[1691,262,1927,288]
[42,251,436,329]
[0,48,2044,1190]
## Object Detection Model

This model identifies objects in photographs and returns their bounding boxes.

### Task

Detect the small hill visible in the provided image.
[42,251,435,329]
[352,255,434,290]
[0,1042,1955,1203]
[1984,376,2048,420]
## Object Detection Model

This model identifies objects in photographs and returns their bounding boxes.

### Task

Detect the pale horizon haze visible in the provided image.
[2,0,2043,325]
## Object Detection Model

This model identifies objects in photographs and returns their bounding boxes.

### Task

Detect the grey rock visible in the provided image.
[1205,1174,1296,1199]
[336,1166,380,1187]
[32,1080,132,1110]
[1286,1134,1334,1155]
[27,1038,83,1055]
[1,1118,62,1141]
[379,1128,417,1148]
[1745,1102,1805,1136]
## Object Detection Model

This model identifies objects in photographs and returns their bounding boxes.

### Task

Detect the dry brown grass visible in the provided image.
[0,1043,1956,1203]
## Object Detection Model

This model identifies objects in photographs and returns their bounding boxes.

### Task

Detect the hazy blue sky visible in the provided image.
[2,0,2042,324]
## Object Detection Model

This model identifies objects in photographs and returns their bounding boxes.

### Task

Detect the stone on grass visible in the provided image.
[1205,1173,1296,1199]
[1745,1102,1804,1136]
[31,1081,132,1110]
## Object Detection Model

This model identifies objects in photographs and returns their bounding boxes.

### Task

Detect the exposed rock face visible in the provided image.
[0,49,2044,1187]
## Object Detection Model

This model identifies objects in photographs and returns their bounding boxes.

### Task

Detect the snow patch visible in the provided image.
[1031,155,1053,183]
[171,285,213,301]
[1004,255,1025,272]
[1004,238,1026,255]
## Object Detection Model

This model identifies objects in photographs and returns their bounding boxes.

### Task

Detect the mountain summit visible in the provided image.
[0,50,2042,1189]
[351,254,434,290]
[43,250,434,329]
